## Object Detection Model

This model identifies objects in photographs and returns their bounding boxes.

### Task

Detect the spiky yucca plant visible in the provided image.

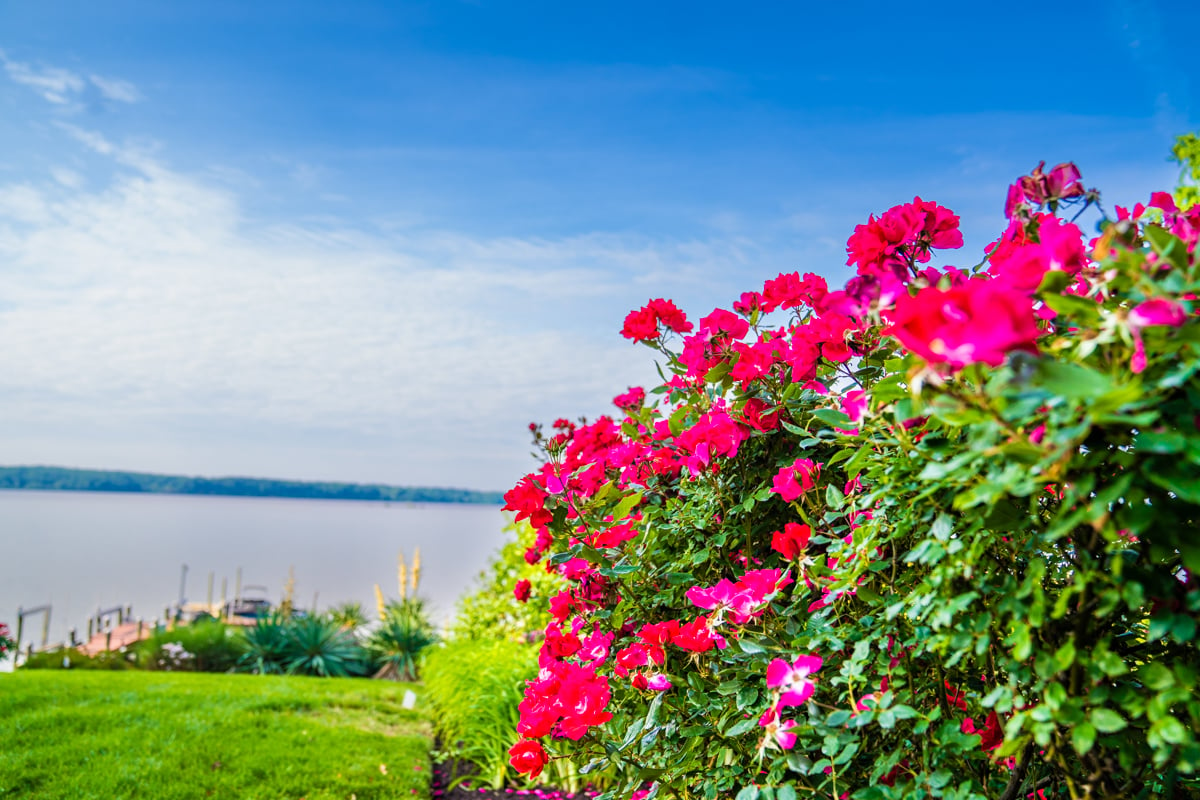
[283,615,366,678]
[237,614,291,675]
[326,601,367,631]
[367,598,437,681]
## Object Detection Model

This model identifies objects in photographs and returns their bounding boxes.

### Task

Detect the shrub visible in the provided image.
[280,614,367,678]
[237,614,292,675]
[451,518,565,642]
[501,148,1200,799]
[367,599,437,681]
[0,622,14,662]
[22,648,134,670]
[423,639,540,789]
[134,619,240,672]
[327,601,368,631]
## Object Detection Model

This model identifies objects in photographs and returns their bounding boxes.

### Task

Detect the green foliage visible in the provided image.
[236,613,368,677]
[0,464,502,504]
[280,614,368,678]
[328,601,368,631]
[367,599,438,681]
[423,639,538,789]
[21,647,134,670]
[236,614,290,674]
[512,162,1200,799]
[451,518,563,642]
[133,619,241,672]
[0,671,430,799]
[1173,132,1200,210]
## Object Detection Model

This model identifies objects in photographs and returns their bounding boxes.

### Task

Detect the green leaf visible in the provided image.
[725,716,760,737]
[812,408,853,427]
[1152,716,1189,745]
[610,492,643,522]
[704,361,733,384]
[1042,292,1102,324]
[1072,721,1097,755]
[1052,639,1076,673]
[599,564,638,577]
[1033,359,1114,400]
[826,710,852,727]
[735,785,760,800]
[928,770,953,789]
[1139,663,1175,691]
[1037,269,1073,295]
[644,691,664,729]
[1090,708,1127,733]
[825,483,845,509]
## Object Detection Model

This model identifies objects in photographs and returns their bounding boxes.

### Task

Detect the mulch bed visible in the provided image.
[430,754,600,800]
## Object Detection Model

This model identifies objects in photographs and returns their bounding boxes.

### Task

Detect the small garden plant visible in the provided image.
[501,143,1200,799]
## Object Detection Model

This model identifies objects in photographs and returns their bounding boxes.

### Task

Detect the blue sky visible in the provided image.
[0,1,1195,491]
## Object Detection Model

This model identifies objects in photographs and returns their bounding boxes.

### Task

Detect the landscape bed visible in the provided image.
[0,671,431,800]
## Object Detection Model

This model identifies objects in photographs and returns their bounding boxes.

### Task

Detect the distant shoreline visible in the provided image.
[0,465,504,505]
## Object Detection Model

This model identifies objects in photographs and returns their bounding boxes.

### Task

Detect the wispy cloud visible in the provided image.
[1,50,141,108]
[0,126,744,487]
[2,52,84,104]
[88,73,142,104]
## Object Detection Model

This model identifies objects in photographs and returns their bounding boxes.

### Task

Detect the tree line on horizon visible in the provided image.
[0,466,503,505]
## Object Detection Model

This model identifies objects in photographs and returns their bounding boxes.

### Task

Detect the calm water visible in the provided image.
[0,490,511,662]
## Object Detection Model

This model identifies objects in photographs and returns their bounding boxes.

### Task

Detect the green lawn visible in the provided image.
[0,671,431,800]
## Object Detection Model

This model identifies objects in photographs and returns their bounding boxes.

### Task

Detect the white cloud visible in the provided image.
[1,51,141,108]
[50,167,84,189]
[89,74,141,103]
[2,56,84,104]
[0,184,52,224]
[0,129,742,488]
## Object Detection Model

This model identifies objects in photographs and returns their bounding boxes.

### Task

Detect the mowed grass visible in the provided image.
[0,671,431,800]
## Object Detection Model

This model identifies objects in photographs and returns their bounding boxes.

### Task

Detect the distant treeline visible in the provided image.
[0,466,504,505]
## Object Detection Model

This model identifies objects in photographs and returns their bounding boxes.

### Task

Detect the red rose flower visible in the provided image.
[508,739,549,778]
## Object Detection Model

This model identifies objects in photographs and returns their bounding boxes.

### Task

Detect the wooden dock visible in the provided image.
[77,621,154,657]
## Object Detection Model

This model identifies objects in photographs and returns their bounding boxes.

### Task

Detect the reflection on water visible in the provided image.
[0,490,510,659]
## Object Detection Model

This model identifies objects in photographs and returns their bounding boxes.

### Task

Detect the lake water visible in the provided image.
[0,490,512,666]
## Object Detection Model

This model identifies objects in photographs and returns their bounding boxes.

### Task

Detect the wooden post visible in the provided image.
[207,572,214,613]
[42,608,50,649]
[105,631,112,651]
[137,618,144,639]
[220,577,228,617]
[234,567,242,609]
[69,628,77,647]
[178,563,189,608]
[14,607,23,658]
[117,606,124,625]
[87,617,94,639]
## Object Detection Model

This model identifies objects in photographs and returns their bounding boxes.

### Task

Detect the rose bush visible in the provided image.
[504,143,1200,800]
[0,622,15,662]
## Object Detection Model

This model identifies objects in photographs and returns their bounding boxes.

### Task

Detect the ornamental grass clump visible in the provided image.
[451,518,566,643]
[500,143,1200,799]
[423,639,544,790]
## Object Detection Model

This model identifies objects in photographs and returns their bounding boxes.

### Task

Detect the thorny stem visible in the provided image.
[997,743,1035,800]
